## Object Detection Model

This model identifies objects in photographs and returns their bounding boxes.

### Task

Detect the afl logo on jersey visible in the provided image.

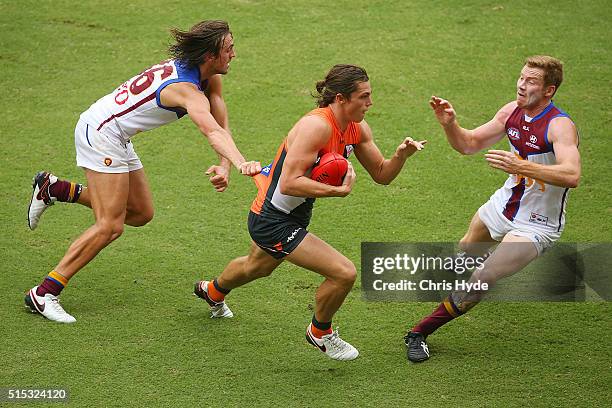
[507,127,520,140]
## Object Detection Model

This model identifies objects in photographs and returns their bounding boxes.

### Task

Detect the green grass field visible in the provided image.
[1,1,611,406]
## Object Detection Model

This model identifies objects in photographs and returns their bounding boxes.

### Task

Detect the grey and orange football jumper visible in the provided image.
[248,106,361,258]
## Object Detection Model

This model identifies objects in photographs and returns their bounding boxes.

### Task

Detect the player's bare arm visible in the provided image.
[205,74,231,191]
[354,120,426,185]
[160,81,261,175]
[485,117,581,188]
[431,96,513,155]
[280,116,355,198]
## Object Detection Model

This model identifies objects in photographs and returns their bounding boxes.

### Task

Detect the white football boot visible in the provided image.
[306,324,359,361]
[28,171,57,230]
[194,280,233,318]
[25,286,76,323]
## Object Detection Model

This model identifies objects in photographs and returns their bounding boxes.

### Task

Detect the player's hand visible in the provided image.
[430,95,457,127]
[397,137,427,158]
[337,161,356,197]
[206,165,230,192]
[238,160,262,176]
[485,149,523,174]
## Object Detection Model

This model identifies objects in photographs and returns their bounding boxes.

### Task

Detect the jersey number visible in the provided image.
[512,153,546,192]
[515,174,546,192]
[114,62,174,105]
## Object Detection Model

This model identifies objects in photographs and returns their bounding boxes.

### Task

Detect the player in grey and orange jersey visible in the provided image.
[195,64,427,361]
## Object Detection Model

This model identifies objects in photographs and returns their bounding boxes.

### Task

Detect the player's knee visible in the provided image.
[95,220,124,243]
[336,261,357,287]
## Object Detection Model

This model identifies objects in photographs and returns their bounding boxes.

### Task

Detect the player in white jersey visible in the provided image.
[25,20,261,323]
[404,56,581,362]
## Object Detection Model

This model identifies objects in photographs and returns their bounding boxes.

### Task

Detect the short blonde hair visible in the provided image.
[525,55,564,95]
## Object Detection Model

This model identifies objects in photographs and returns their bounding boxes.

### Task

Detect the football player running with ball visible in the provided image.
[25,21,260,323]
[195,64,426,361]
[405,56,581,363]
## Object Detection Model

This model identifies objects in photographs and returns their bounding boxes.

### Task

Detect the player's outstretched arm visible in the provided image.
[279,116,355,198]
[205,75,232,191]
[160,82,261,176]
[354,120,426,185]
[485,117,580,188]
[431,96,511,155]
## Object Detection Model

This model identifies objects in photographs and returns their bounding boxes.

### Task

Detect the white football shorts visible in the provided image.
[74,119,143,173]
[477,199,561,255]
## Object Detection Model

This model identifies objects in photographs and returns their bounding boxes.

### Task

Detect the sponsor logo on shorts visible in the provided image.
[286,228,302,243]
[507,127,520,141]
[529,212,548,226]
[104,157,113,166]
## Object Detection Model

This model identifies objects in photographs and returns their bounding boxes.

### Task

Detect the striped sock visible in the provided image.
[207,279,230,303]
[36,270,69,297]
[411,295,462,336]
[311,315,333,338]
[49,179,83,203]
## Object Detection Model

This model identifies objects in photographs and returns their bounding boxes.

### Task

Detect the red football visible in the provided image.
[310,152,348,186]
